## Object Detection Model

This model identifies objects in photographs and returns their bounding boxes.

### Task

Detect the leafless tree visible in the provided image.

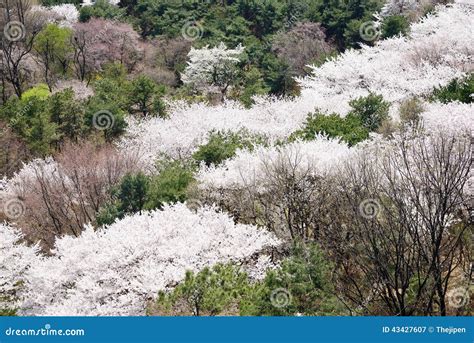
[198,147,336,242]
[0,120,30,177]
[71,18,144,83]
[7,142,142,250]
[272,22,334,76]
[327,131,472,315]
[197,130,472,315]
[0,0,43,97]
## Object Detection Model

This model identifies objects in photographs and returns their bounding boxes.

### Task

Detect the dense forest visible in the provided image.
[0,0,473,316]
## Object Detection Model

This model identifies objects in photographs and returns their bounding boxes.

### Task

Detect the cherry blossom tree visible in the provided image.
[181,43,244,101]
[19,203,280,316]
[0,223,38,314]
[30,4,79,28]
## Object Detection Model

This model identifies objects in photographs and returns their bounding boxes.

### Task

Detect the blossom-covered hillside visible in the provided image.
[120,3,473,167]
[1,0,472,317]
[3,205,280,316]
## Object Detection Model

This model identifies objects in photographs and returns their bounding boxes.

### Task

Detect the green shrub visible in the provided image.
[1,81,130,154]
[254,243,344,316]
[348,93,390,131]
[382,15,409,39]
[0,95,59,156]
[48,89,86,143]
[85,75,129,142]
[79,0,126,22]
[96,202,122,227]
[96,172,149,226]
[145,160,195,210]
[290,94,389,147]
[431,74,474,104]
[233,66,269,108]
[84,104,127,142]
[150,244,345,316]
[96,161,195,226]
[193,130,264,166]
[128,75,167,117]
[21,83,50,101]
[151,263,257,316]
[290,112,369,146]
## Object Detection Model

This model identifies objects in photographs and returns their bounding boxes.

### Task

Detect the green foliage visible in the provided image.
[21,84,50,101]
[232,66,269,107]
[97,160,194,226]
[0,76,135,154]
[0,94,58,155]
[145,160,195,210]
[343,19,368,49]
[254,243,344,316]
[263,55,300,96]
[115,172,149,214]
[348,93,390,131]
[153,263,257,316]
[290,112,369,146]
[97,172,149,226]
[193,130,264,166]
[309,0,383,49]
[129,75,167,117]
[431,74,474,104]
[48,89,86,143]
[381,15,409,38]
[84,68,167,142]
[79,0,126,22]
[85,71,130,141]
[289,94,389,146]
[101,62,128,81]
[235,0,285,38]
[91,74,129,110]
[34,23,73,62]
[96,202,122,227]
[84,104,127,142]
[120,0,381,97]
[152,244,345,316]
